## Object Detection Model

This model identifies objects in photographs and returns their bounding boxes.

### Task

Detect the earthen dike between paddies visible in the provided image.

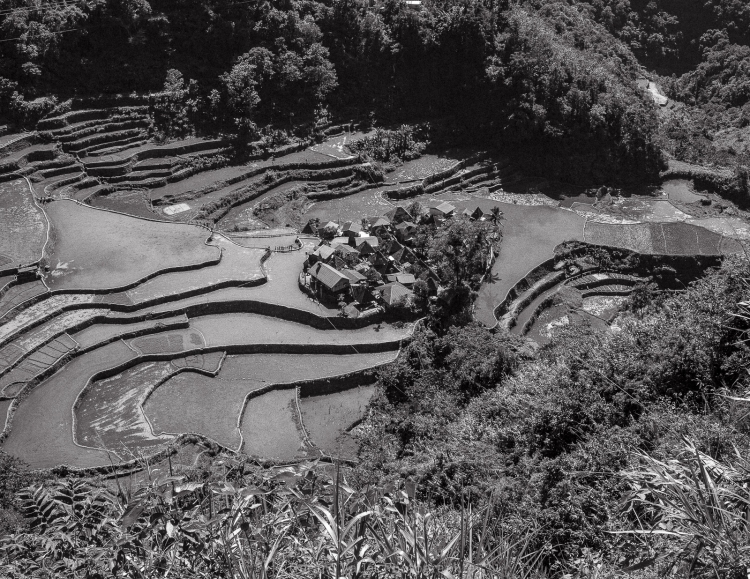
[0,103,745,475]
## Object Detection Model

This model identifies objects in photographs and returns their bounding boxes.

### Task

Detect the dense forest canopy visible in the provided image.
[0,0,671,184]
[2,0,749,185]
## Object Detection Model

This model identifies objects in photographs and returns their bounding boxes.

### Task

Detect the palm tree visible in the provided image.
[489,206,503,225]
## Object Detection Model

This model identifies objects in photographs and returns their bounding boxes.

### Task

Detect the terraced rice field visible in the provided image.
[2,340,138,468]
[471,201,585,327]
[300,385,375,457]
[219,181,305,231]
[0,179,47,267]
[44,201,217,290]
[144,353,393,450]
[663,180,706,203]
[305,190,394,224]
[4,114,750,472]
[310,131,366,159]
[389,154,461,182]
[584,221,724,255]
[240,388,303,459]
[90,190,158,220]
[71,314,188,350]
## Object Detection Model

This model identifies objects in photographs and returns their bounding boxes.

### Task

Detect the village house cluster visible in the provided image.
[299,201,493,316]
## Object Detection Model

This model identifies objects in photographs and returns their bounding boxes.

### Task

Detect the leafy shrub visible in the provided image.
[348,125,427,162]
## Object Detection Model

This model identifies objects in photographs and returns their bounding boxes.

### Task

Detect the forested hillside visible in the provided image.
[0,0,667,184]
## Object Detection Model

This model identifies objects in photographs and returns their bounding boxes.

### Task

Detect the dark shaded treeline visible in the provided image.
[0,0,665,185]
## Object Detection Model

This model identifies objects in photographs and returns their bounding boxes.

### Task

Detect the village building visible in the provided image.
[354,236,379,255]
[309,262,350,300]
[302,219,320,235]
[341,268,367,285]
[394,220,417,242]
[429,201,455,218]
[386,273,416,287]
[368,216,391,233]
[332,243,360,259]
[470,206,486,221]
[378,282,413,306]
[341,221,362,238]
[385,206,412,223]
[308,244,336,265]
[332,236,352,247]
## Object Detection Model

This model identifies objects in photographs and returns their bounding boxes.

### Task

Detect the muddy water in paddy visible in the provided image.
[2,340,138,469]
[662,179,706,204]
[145,351,394,452]
[240,388,303,459]
[44,201,217,291]
[189,312,410,348]
[301,385,376,457]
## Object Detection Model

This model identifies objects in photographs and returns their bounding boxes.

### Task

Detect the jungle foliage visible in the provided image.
[0,0,667,185]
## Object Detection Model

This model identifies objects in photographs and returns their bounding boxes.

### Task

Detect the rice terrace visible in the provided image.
[0,99,746,477]
[5,0,750,575]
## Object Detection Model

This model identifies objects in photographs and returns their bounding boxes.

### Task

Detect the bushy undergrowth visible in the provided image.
[0,461,543,579]
[354,256,750,573]
[347,125,427,163]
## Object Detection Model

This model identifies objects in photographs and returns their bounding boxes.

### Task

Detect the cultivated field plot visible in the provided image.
[71,314,189,350]
[662,180,706,203]
[75,352,224,455]
[2,340,138,469]
[145,372,262,450]
[690,217,750,240]
[218,181,305,231]
[44,201,218,290]
[310,132,366,159]
[0,274,14,290]
[304,190,394,224]
[150,165,256,203]
[300,385,375,457]
[240,388,303,459]
[584,222,653,253]
[75,361,176,455]
[0,294,97,346]
[0,178,47,267]
[145,352,392,451]
[573,198,691,223]
[470,200,585,327]
[389,154,460,182]
[190,313,410,350]
[0,334,77,397]
[0,398,10,431]
[219,352,395,382]
[0,281,48,319]
[123,236,265,305]
[129,328,204,355]
[584,221,724,255]
[90,190,157,220]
